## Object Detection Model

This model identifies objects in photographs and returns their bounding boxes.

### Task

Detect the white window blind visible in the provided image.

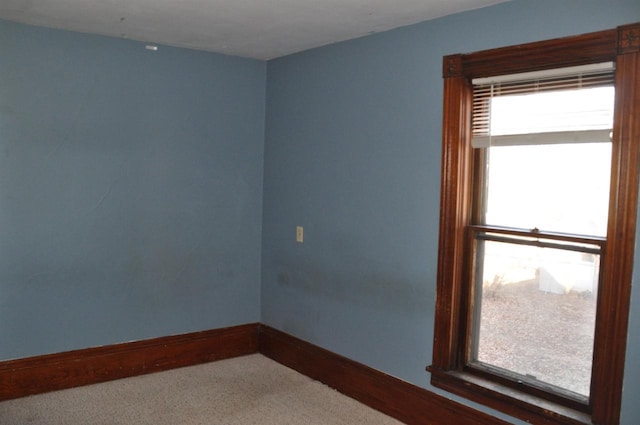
[472,62,615,148]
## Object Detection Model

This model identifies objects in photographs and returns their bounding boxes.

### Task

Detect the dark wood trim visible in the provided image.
[430,22,640,425]
[443,54,463,78]
[591,24,640,424]
[432,72,473,370]
[1,323,515,424]
[259,324,511,425]
[429,369,589,425]
[619,23,640,54]
[460,28,617,79]
[0,323,259,401]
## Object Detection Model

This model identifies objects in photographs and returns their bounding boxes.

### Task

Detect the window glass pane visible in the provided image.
[471,239,599,397]
[490,86,614,135]
[484,142,611,236]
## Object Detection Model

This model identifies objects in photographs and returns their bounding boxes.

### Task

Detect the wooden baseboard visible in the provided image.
[0,323,510,424]
[0,323,259,401]
[258,324,511,425]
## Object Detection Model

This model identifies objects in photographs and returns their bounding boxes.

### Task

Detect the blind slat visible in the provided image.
[472,62,615,145]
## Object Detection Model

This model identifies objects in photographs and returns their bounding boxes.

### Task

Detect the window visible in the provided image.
[428,23,640,425]
[470,63,614,403]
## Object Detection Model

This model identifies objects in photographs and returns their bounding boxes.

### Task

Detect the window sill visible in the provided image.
[427,366,592,425]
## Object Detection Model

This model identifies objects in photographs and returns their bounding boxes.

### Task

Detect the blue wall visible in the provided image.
[262,1,640,424]
[0,20,266,359]
[3,0,640,423]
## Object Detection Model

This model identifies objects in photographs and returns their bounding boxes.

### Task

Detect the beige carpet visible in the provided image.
[0,354,404,424]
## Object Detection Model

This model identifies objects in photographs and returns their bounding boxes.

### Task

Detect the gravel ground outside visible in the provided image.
[476,278,596,397]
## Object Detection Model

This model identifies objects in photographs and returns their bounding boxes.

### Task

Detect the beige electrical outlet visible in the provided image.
[296,226,304,243]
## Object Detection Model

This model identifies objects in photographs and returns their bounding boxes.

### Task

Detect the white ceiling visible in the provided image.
[0,0,509,60]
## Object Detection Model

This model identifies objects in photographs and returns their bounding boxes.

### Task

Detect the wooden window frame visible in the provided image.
[428,23,640,425]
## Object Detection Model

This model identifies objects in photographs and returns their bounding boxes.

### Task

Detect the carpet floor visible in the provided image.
[0,353,403,424]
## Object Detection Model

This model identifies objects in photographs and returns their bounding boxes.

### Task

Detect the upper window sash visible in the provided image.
[471,62,615,148]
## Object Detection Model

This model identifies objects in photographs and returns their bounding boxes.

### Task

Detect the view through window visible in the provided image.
[470,83,614,398]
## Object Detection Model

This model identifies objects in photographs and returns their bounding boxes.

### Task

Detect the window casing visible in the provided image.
[428,23,640,425]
